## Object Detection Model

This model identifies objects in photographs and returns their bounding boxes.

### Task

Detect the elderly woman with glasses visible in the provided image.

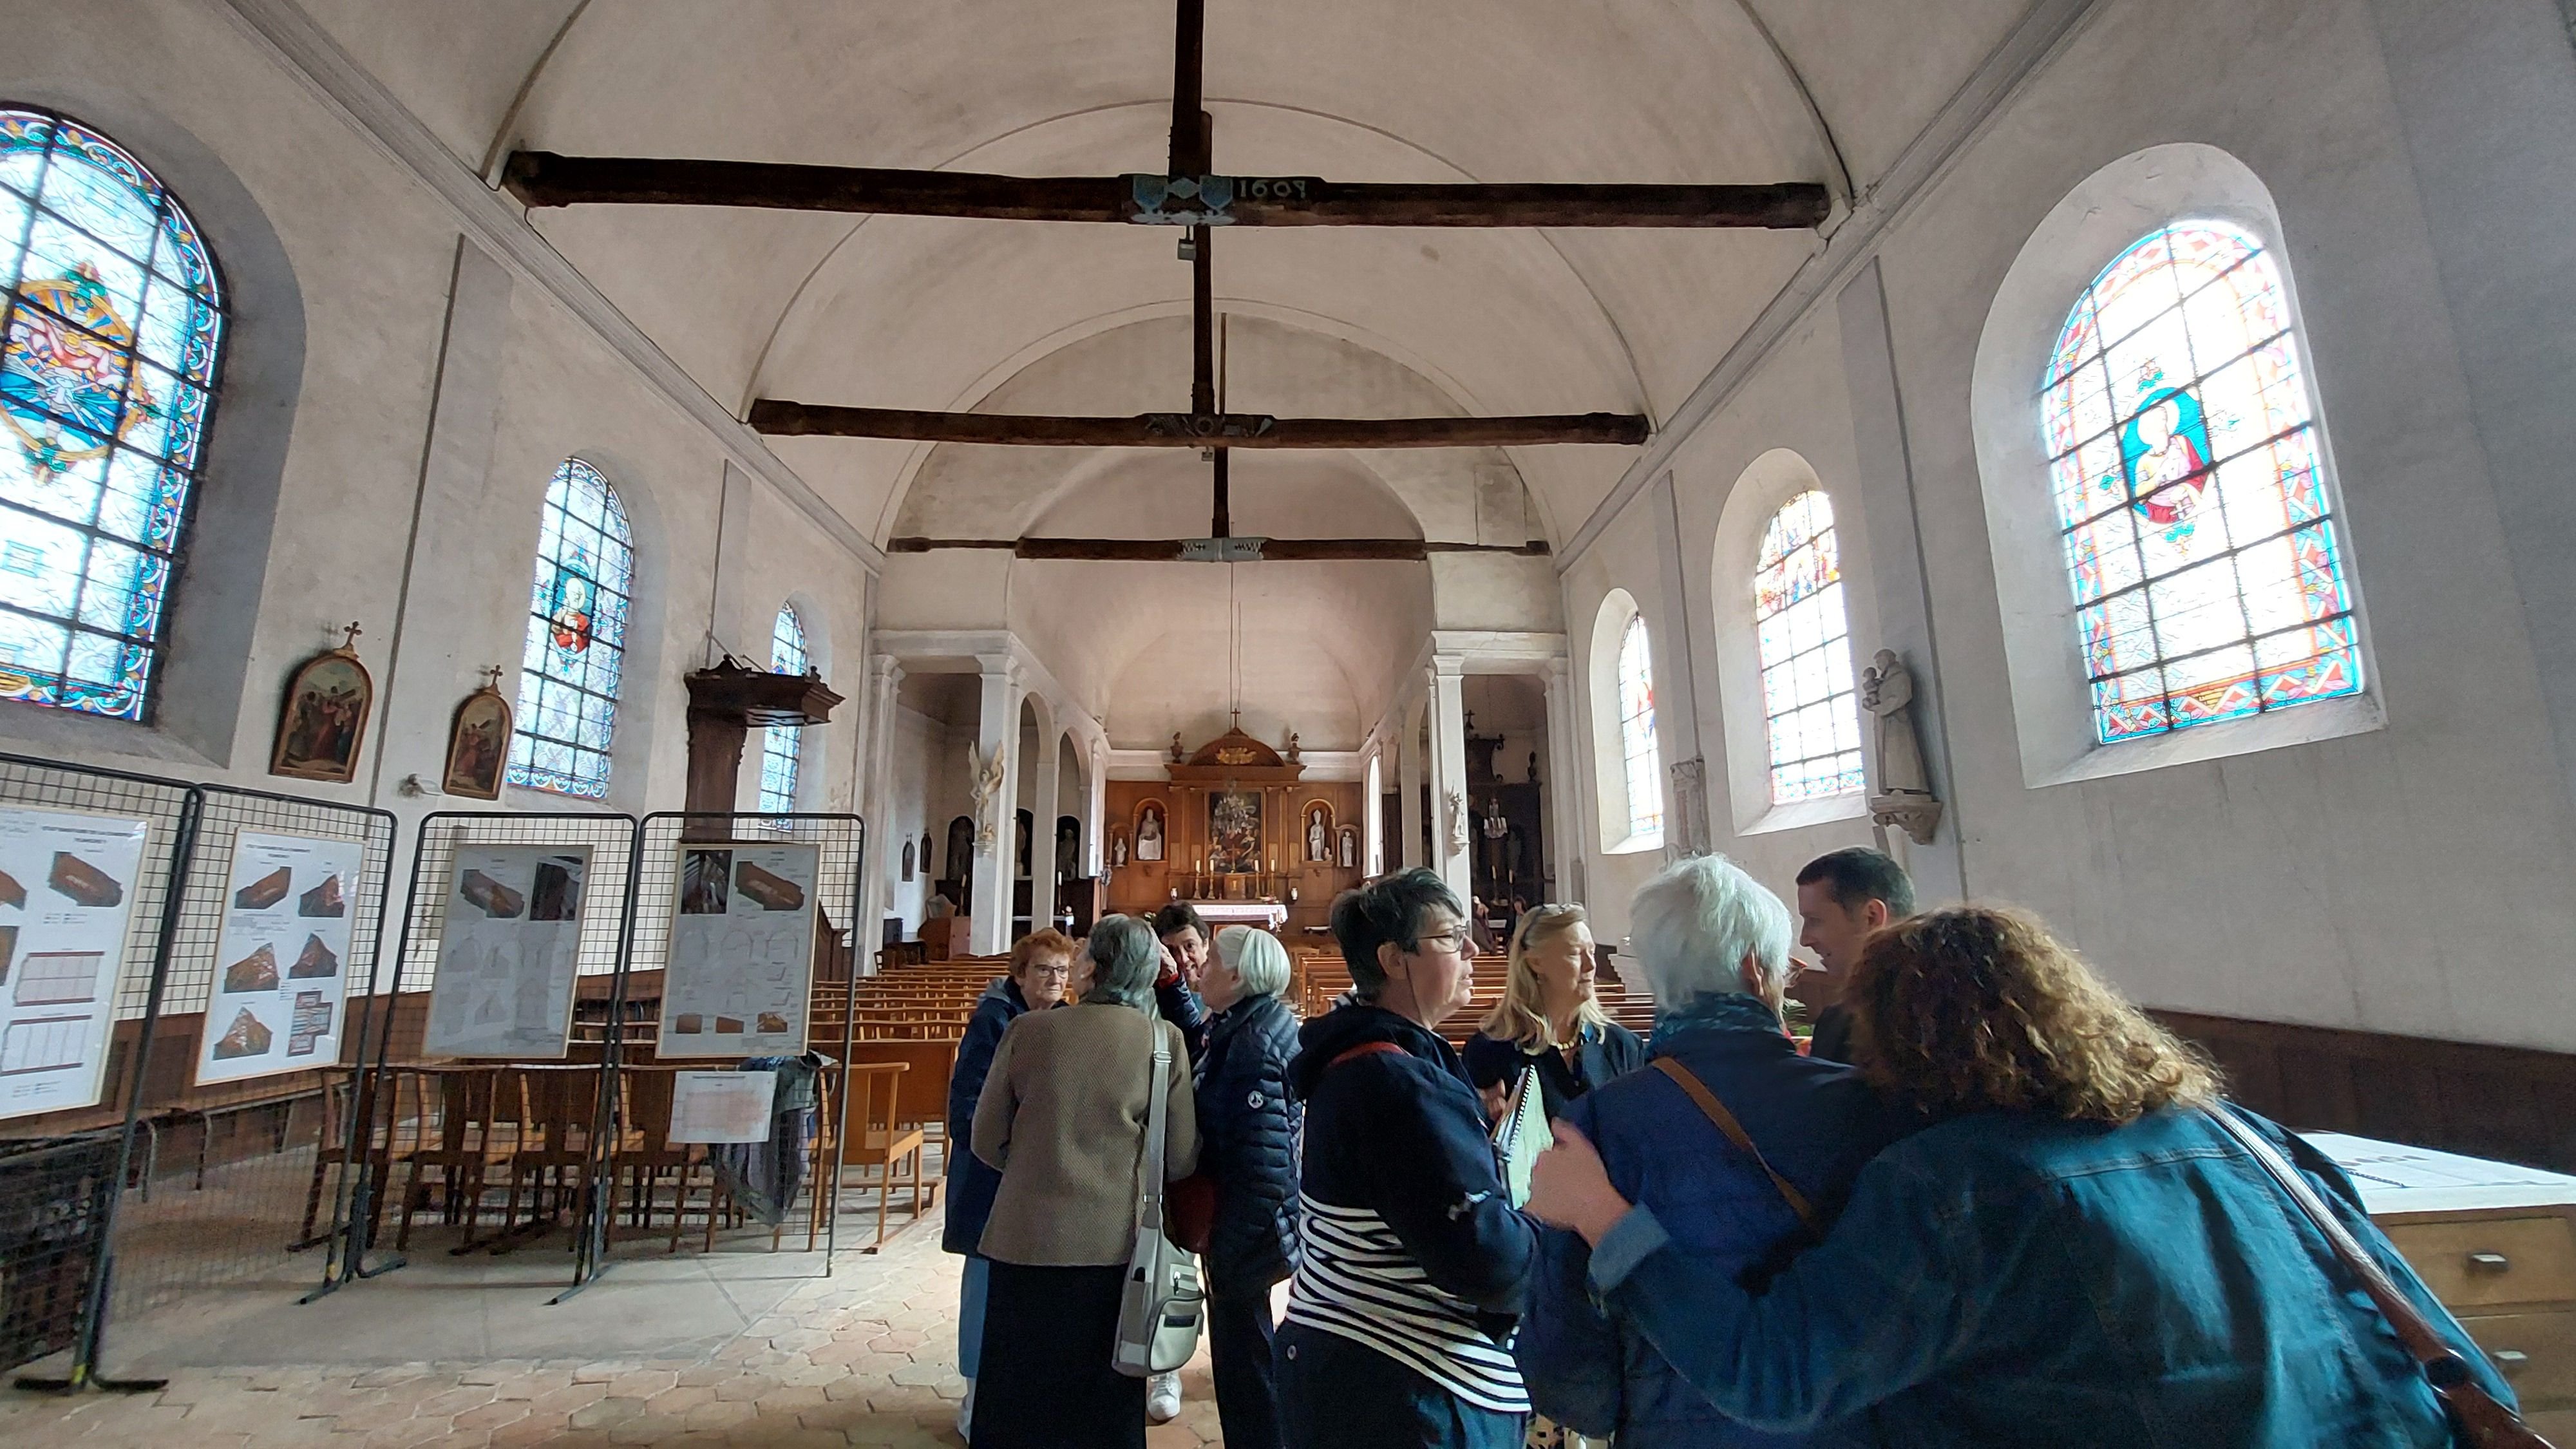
[1529,905,2508,1447]
[1278,868,1538,1449]
[942,929,1075,1441]
[1464,904,1646,1129]
[1191,925,1304,1449]
[969,915,1200,1448]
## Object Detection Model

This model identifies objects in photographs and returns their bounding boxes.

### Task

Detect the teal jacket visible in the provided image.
[1587,1102,2510,1447]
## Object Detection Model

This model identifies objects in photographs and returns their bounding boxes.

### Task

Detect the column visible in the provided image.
[1396,710,1425,871]
[1542,656,1583,905]
[1030,730,1063,934]
[854,656,905,964]
[1085,737,1110,878]
[1426,655,1473,906]
[969,656,1023,956]
[1363,747,1385,878]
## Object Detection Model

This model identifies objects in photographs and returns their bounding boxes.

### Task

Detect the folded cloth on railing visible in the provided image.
[710,1054,828,1226]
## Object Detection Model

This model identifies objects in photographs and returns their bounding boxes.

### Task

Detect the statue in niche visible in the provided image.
[1338,826,1358,870]
[1861,649,1944,846]
[1307,808,1329,863]
[1111,829,1129,870]
[1135,803,1166,862]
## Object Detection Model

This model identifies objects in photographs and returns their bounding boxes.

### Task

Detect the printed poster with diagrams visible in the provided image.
[0,806,152,1121]
[193,831,366,1085]
[422,845,589,1059]
[656,842,819,1058]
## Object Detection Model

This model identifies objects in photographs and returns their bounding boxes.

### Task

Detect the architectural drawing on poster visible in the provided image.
[194,831,367,1086]
[0,806,152,1120]
[422,846,590,1059]
[656,843,819,1058]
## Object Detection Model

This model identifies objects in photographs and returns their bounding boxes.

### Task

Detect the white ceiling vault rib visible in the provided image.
[473,0,595,182]
[1557,0,2108,569]
[1726,0,1857,204]
[213,0,887,573]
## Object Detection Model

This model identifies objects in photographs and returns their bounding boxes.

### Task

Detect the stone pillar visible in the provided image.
[1363,748,1386,878]
[1426,655,1473,907]
[969,656,1023,956]
[1030,730,1063,935]
[1086,737,1110,878]
[1396,710,1425,871]
[1542,656,1583,905]
[855,655,903,965]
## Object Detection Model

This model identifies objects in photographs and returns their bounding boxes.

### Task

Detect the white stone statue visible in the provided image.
[1445,790,1468,856]
[1308,809,1328,862]
[1338,826,1358,869]
[1861,649,1944,846]
[969,743,1008,848]
[1136,804,1165,862]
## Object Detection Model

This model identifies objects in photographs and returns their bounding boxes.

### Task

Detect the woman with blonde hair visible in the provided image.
[1528,905,2513,1447]
[1463,904,1645,1126]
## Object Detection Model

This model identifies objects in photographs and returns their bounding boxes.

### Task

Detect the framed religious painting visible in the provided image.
[441,677,512,801]
[270,632,374,784]
[1209,791,1261,874]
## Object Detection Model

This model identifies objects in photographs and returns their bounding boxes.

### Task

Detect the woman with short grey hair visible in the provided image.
[1191,925,1303,1449]
[969,914,1200,1447]
[1512,857,1909,1447]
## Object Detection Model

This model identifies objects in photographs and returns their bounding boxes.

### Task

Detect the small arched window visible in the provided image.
[0,107,224,721]
[1616,614,1663,844]
[2044,221,2360,743]
[507,459,632,798]
[1754,490,1864,802]
[758,603,809,815]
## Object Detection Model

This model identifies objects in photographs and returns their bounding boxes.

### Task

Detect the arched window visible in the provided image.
[0,107,223,721]
[1616,614,1663,844]
[506,459,632,798]
[758,603,808,814]
[1754,489,1864,802]
[2044,221,2360,743]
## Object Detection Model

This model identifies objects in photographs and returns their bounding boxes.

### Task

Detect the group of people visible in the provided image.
[942,850,2515,1448]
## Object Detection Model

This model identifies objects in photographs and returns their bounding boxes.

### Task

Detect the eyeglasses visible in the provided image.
[1408,926,1473,955]
[1025,963,1072,980]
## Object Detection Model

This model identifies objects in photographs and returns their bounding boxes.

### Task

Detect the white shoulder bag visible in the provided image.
[1112,1019,1206,1378]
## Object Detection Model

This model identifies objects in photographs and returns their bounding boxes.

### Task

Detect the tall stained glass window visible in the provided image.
[507,459,632,798]
[758,603,808,815]
[1616,613,1663,844]
[2044,221,2360,744]
[0,108,223,721]
[1754,490,1864,802]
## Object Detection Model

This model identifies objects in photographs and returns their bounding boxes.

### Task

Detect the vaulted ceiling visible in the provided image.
[297,0,2041,549]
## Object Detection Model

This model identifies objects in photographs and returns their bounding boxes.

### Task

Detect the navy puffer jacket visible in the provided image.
[1191,992,1301,1294]
[942,977,1027,1255]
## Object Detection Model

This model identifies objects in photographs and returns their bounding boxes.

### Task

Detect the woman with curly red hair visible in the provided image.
[1527,905,2514,1448]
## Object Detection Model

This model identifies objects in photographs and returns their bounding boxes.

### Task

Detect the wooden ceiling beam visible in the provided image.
[500,153,1830,229]
[886,536,1551,561]
[748,401,1649,448]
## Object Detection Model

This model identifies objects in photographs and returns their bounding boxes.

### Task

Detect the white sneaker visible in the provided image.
[1146,1370,1181,1425]
[956,1378,974,1441]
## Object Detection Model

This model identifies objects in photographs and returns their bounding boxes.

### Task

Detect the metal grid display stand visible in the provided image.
[629,813,864,1274]
[350,811,641,1304]
[144,786,396,1316]
[0,753,197,1394]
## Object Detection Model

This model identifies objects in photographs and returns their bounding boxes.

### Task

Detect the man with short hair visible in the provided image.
[1278,869,1536,1448]
[1792,847,1917,1065]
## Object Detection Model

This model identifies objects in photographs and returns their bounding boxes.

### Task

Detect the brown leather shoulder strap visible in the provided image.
[1330,1041,1409,1070]
[1653,1056,1822,1237]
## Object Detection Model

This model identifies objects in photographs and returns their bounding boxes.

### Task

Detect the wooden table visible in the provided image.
[2307,1131,2576,1437]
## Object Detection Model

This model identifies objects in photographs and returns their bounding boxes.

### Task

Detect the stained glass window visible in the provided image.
[758,603,808,815]
[1616,613,1663,844]
[0,108,223,721]
[1754,490,1864,802]
[2044,221,2360,744]
[506,459,632,798]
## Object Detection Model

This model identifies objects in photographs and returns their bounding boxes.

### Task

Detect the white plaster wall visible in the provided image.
[1560,0,2576,1051]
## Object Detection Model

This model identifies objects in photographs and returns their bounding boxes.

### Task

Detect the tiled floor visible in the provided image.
[0,1191,1230,1447]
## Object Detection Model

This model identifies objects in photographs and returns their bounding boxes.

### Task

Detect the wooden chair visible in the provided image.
[297,1065,431,1249]
[605,1067,699,1247]
[395,1068,513,1251]
[493,1066,601,1253]
[815,1061,927,1252]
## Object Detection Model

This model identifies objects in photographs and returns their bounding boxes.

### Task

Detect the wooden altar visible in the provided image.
[1104,724,1367,935]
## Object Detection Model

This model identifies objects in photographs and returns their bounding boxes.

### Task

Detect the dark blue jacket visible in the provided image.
[942,977,1027,1256]
[1192,992,1302,1295]
[1286,1003,1536,1340]
[1463,1019,1648,1124]
[1587,1101,2515,1448]
[1517,994,1912,1447]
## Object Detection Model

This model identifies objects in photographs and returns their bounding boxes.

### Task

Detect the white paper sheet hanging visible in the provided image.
[668,1069,778,1144]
